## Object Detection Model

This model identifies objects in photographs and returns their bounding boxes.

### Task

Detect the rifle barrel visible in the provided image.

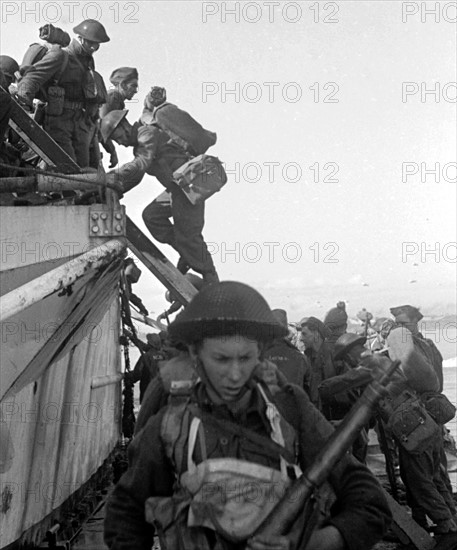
[254,360,400,538]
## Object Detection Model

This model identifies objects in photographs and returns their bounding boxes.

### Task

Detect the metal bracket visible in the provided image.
[89,205,126,237]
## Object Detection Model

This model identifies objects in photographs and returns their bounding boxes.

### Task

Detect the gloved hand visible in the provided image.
[144,86,166,110]
[106,172,124,195]
[15,94,34,113]
[247,535,290,550]
[8,82,18,95]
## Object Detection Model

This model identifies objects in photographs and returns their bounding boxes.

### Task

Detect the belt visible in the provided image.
[63,100,85,110]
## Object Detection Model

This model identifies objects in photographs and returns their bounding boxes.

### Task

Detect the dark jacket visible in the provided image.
[17,39,97,106]
[265,338,311,390]
[305,341,342,408]
[105,382,391,550]
[114,123,188,192]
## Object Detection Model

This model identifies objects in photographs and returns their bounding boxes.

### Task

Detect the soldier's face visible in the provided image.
[301,327,318,348]
[80,38,100,54]
[122,79,139,100]
[193,335,260,403]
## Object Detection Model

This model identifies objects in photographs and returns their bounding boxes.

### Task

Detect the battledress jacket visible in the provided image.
[104,382,391,550]
[17,39,96,105]
[113,123,188,192]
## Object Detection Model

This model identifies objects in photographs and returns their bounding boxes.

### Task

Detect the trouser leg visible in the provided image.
[438,434,457,515]
[142,190,176,246]
[0,91,12,142]
[45,109,77,163]
[399,435,454,526]
[72,111,93,168]
[171,188,217,277]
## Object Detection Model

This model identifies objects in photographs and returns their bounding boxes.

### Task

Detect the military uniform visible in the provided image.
[0,71,12,144]
[113,123,218,278]
[304,340,341,411]
[386,326,456,532]
[17,39,106,167]
[105,381,390,550]
[264,337,311,389]
[324,302,348,347]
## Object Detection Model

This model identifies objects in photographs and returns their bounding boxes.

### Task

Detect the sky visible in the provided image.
[1,0,456,322]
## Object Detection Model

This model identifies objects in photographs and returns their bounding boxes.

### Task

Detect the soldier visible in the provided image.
[99,67,139,168]
[101,110,219,283]
[105,281,391,550]
[324,301,348,348]
[0,56,18,144]
[318,333,374,463]
[264,309,311,391]
[299,316,339,411]
[389,305,457,528]
[0,55,19,89]
[100,67,139,117]
[16,19,110,168]
[127,333,168,402]
[390,305,444,390]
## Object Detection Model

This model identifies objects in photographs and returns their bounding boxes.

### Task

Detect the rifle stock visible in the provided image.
[254,360,400,544]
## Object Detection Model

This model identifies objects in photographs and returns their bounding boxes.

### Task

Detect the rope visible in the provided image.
[120,324,135,439]
[119,269,149,439]
[0,161,122,192]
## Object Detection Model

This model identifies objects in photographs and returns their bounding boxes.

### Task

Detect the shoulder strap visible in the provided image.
[21,43,47,69]
[187,402,296,464]
[160,401,192,472]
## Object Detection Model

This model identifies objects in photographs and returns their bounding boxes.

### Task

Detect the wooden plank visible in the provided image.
[130,310,167,332]
[126,216,197,306]
[4,88,80,174]
[383,490,436,550]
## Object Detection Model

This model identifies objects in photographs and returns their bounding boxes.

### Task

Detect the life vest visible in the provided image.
[145,383,302,549]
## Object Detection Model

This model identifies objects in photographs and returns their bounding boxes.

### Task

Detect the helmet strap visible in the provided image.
[192,355,252,406]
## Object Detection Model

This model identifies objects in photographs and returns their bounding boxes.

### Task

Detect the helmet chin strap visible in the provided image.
[194,357,252,405]
[78,36,99,54]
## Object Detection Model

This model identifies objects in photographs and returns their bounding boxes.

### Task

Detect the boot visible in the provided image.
[434,518,457,534]
[176,257,190,274]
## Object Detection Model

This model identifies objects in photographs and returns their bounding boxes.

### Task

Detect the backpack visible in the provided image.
[173,154,227,205]
[19,43,69,83]
[142,102,217,156]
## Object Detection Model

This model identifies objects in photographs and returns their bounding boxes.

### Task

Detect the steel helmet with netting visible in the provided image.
[168,281,287,344]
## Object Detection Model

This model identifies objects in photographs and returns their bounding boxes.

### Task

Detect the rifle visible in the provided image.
[254,359,400,548]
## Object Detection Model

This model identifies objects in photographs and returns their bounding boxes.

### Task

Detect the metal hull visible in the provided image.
[0,205,125,547]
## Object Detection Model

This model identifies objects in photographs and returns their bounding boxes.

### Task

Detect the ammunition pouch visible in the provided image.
[146,493,218,550]
[421,391,456,425]
[46,85,65,116]
[387,390,438,453]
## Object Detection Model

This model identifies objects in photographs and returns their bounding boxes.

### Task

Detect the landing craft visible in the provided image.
[0,95,198,547]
